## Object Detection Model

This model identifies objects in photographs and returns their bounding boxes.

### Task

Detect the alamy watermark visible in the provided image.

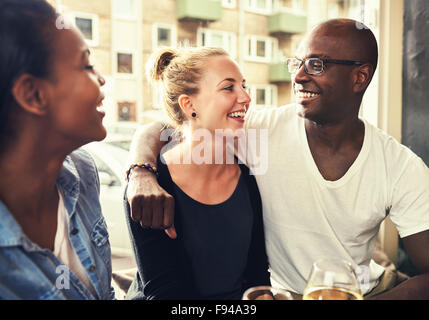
[55,265,70,290]
[159,127,269,175]
[55,15,73,30]
[355,265,371,294]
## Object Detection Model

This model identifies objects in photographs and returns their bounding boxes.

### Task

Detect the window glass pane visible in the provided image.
[158,27,171,47]
[117,53,133,73]
[113,0,134,17]
[256,88,266,105]
[201,31,206,46]
[117,102,136,121]
[248,38,252,56]
[210,33,224,47]
[256,40,266,57]
[119,105,131,121]
[257,0,266,9]
[75,17,93,40]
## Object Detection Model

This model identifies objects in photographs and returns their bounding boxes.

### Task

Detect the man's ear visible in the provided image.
[178,94,195,119]
[11,74,49,116]
[353,64,374,94]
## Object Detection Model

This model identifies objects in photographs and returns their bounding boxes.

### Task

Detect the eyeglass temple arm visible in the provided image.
[324,59,364,66]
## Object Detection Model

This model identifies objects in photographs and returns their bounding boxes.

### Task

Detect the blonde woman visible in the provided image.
[125,47,270,300]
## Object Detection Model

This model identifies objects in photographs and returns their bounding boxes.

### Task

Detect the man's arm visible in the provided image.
[371,229,429,299]
[126,121,176,239]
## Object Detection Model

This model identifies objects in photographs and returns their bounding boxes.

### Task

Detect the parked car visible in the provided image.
[103,122,140,151]
[82,142,133,257]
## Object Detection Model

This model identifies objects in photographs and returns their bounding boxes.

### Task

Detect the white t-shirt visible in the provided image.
[54,189,97,297]
[244,104,429,295]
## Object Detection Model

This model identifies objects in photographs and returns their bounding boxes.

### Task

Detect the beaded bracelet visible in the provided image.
[126,162,158,181]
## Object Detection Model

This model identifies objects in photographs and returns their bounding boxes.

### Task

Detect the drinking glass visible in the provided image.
[242,286,294,300]
[303,258,363,300]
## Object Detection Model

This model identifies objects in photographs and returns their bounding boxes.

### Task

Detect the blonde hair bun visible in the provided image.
[147,48,178,81]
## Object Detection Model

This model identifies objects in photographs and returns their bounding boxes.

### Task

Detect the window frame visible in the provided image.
[245,35,278,63]
[197,28,237,59]
[245,0,275,15]
[115,51,136,78]
[117,101,137,122]
[152,23,177,49]
[69,12,99,47]
[247,84,278,109]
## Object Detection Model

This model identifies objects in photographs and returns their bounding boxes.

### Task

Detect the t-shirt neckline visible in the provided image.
[298,116,372,188]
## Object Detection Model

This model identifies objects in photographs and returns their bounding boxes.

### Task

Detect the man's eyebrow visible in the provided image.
[296,54,330,59]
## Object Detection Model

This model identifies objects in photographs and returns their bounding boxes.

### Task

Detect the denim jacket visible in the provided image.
[0,149,114,300]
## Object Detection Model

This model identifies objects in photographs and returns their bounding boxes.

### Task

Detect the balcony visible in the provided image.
[176,0,222,22]
[269,63,291,83]
[268,10,307,34]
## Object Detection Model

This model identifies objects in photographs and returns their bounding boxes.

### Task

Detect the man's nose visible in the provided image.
[292,62,311,84]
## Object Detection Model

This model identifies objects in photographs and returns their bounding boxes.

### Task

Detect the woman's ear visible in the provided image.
[353,64,374,94]
[11,74,49,116]
[178,94,196,119]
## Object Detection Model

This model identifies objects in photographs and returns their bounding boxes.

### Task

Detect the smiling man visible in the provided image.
[126,19,429,299]
[241,19,429,299]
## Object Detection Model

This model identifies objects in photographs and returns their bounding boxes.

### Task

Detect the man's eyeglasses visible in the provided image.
[286,57,364,76]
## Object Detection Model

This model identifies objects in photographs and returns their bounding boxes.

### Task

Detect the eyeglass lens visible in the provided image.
[287,58,324,75]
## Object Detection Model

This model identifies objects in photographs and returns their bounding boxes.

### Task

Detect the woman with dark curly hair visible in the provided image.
[0,0,114,299]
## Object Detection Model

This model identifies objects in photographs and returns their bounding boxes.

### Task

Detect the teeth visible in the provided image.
[296,91,320,98]
[228,112,246,118]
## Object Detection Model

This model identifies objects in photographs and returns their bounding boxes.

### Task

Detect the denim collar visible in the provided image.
[0,155,80,249]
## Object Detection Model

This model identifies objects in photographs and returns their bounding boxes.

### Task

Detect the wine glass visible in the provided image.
[242,286,294,300]
[303,258,363,300]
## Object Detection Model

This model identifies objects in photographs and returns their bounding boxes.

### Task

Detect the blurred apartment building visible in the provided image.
[47,0,380,125]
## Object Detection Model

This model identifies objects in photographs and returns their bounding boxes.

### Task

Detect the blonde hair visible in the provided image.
[146,47,228,126]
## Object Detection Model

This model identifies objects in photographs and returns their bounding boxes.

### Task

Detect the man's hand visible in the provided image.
[127,169,176,239]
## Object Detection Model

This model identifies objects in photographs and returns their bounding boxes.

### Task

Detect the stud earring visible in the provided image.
[192,112,197,118]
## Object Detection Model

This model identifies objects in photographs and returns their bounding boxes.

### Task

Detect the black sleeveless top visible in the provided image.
[125,156,270,300]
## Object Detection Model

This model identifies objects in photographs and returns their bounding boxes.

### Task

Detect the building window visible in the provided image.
[113,0,135,19]
[153,24,177,48]
[292,0,305,11]
[71,13,99,47]
[75,17,92,39]
[245,36,278,63]
[246,0,275,14]
[222,0,236,8]
[247,85,277,108]
[276,0,305,12]
[117,102,136,122]
[197,28,237,59]
[117,53,133,74]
